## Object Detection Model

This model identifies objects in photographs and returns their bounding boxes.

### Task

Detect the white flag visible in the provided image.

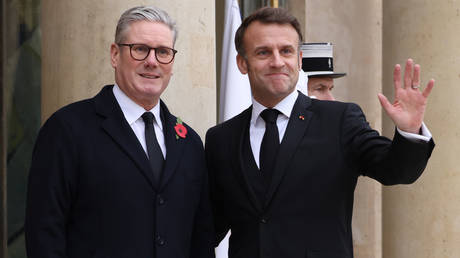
[216,1,249,257]
[218,0,251,123]
[296,69,309,96]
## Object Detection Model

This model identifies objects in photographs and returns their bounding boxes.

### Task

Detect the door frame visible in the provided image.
[1,0,7,255]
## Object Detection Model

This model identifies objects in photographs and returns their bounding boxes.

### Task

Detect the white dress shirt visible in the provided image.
[250,90,299,168]
[249,89,432,169]
[113,84,166,158]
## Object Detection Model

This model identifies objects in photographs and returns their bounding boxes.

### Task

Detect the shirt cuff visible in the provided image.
[397,122,432,142]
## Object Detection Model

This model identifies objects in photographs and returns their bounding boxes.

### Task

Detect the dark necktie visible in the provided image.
[141,112,164,185]
[259,108,281,188]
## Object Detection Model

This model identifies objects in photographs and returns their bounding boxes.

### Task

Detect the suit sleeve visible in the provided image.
[189,135,216,258]
[205,128,231,245]
[25,114,77,258]
[341,103,435,185]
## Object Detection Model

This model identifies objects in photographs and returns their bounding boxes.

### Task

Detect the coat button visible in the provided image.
[260,218,267,224]
[156,236,165,246]
[158,196,165,205]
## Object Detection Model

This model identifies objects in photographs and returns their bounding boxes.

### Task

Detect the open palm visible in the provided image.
[378,59,435,134]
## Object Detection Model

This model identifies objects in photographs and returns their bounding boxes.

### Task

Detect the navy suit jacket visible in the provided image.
[25,85,215,258]
[205,92,434,258]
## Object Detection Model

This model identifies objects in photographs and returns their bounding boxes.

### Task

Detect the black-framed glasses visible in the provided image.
[118,43,178,64]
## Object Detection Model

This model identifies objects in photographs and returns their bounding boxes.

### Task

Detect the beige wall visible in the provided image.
[304,1,383,257]
[382,1,460,257]
[41,0,216,138]
[286,0,306,38]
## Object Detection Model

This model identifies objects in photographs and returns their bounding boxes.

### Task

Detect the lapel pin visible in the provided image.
[299,115,305,120]
[174,117,187,140]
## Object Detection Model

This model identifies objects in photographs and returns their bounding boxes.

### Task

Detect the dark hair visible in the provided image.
[235,7,303,57]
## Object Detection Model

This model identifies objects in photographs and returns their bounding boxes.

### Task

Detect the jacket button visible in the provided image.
[260,218,267,224]
[156,236,165,246]
[158,196,165,205]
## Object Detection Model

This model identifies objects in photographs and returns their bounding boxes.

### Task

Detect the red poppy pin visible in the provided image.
[299,115,305,120]
[174,117,187,139]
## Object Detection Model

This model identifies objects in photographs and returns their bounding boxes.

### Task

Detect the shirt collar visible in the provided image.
[250,90,299,125]
[113,84,163,130]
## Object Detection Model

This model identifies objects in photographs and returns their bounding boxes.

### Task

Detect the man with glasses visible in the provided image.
[25,6,215,258]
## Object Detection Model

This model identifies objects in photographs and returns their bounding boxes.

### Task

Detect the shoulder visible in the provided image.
[309,99,365,118]
[182,120,204,148]
[310,99,358,111]
[41,86,113,135]
[160,102,204,149]
[206,107,251,140]
[55,98,94,118]
[43,98,93,132]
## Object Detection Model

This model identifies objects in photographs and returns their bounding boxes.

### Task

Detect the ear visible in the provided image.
[236,54,248,74]
[110,43,120,68]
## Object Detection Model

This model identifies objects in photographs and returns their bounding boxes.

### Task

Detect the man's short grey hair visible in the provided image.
[115,6,178,45]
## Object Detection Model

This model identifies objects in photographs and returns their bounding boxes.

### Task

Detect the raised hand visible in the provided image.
[378,58,435,134]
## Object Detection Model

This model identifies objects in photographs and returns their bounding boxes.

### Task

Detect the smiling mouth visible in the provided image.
[267,73,288,77]
[140,74,160,79]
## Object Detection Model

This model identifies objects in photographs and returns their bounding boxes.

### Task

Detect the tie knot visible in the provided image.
[141,112,155,124]
[260,109,280,124]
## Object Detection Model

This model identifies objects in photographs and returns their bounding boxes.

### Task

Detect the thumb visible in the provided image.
[378,93,393,116]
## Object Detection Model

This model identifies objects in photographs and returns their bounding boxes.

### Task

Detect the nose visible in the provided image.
[144,49,159,67]
[269,51,284,68]
[325,91,335,101]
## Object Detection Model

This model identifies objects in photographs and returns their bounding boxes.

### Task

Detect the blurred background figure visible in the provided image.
[296,42,346,100]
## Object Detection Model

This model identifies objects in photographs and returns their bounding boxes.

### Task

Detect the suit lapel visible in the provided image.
[231,107,264,213]
[95,85,156,190]
[264,93,313,207]
[158,101,186,192]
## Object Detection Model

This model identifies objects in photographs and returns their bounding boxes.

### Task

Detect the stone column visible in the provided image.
[41,0,216,138]
[286,0,306,38]
[299,1,383,257]
[382,1,460,257]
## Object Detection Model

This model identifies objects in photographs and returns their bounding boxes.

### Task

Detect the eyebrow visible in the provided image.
[253,44,296,52]
[128,43,173,49]
[313,83,333,89]
[253,46,270,52]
